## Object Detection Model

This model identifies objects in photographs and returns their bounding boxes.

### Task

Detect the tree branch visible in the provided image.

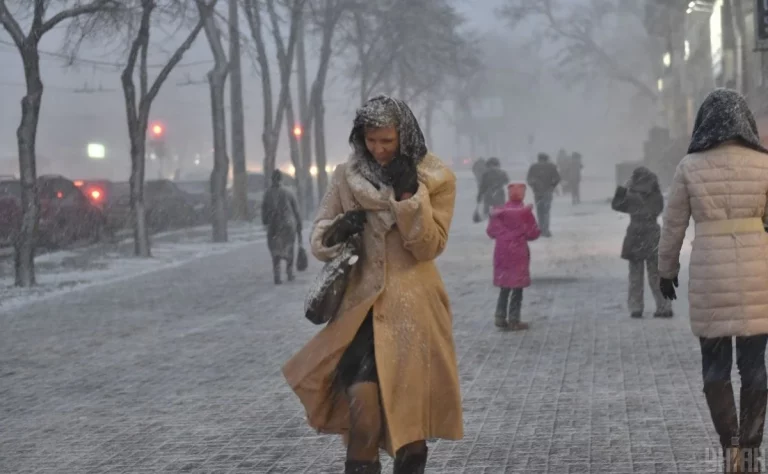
[0,0,26,49]
[41,0,119,36]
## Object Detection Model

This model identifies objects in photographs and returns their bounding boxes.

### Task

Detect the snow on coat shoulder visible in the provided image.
[487,201,540,289]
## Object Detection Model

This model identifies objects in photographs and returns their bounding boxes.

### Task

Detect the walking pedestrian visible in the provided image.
[526,153,560,237]
[487,183,540,330]
[476,157,509,217]
[570,152,583,204]
[658,89,768,473]
[611,166,671,319]
[472,157,487,191]
[261,170,302,285]
[282,95,463,474]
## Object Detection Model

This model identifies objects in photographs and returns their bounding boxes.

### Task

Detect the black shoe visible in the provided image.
[631,311,643,319]
[345,460,381,474]
[654,310,674,318]
[393,446,428,474]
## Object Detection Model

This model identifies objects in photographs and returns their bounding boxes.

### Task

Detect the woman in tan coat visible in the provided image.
[658,89,768,473]
[283,96,463,474]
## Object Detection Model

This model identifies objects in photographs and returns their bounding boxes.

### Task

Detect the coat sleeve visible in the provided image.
[390,169,456,262]
[658,162,691,279]
[486,214,500,239]
[310,166,345,262]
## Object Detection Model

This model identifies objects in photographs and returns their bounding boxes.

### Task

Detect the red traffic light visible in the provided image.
[293,125,303,138]
[150,122,164,137]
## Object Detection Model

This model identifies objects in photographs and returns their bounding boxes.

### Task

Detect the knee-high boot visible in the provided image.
[704,381,741,473]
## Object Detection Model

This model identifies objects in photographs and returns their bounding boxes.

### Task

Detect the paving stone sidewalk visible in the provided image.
[0,185,726,473]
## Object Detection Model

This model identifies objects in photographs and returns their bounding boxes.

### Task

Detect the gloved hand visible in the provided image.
[660,276,678,300]
[385,156,419,201]
[323,210,367,247]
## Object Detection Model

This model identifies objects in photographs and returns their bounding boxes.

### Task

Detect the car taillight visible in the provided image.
[74,180,84,187]
[90,189,102,200]
[56,191,63,199]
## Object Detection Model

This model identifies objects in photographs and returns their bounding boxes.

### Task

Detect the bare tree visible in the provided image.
[300,0,350,201]
[242,0,305,180]
[229,0,249,220]
[499,0,658,101]
[0,0,119,286]
[120,0,207,257]
[194,0,229,242]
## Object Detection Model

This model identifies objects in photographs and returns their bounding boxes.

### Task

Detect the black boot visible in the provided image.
[272,256,282,285]
[393,446,428,474]
[704,381,741,472]
[740,387,768,472]
[344,460,381,474]
[495,288,510,329]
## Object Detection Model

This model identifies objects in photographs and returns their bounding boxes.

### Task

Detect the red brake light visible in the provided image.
[90,189,102,200]
[56,191,63,199]
[74,180,84,187]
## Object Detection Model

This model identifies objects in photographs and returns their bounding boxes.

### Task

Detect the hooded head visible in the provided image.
[271,170,283,187]
[486,157,501,168]
[628,166,660,195]
[348,95,427,185]
[507,183,526,203]
[537,153,550,163]
[688,88,767,154]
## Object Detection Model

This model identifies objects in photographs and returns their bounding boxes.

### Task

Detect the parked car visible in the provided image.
[0,175,110,249]
[144,179,210,231]
[73,179,131,230]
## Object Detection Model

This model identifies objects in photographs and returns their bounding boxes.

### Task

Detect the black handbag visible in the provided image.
[296,230,308,272]
[304,233,362,325]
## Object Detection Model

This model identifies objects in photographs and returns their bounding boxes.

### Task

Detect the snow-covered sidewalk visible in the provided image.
[0,222,267,310]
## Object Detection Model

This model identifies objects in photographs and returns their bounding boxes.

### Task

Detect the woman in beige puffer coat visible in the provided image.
[658,89,768,473]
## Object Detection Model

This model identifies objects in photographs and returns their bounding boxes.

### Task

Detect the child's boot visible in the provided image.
[507,289,529,331]
[495,288,510,329]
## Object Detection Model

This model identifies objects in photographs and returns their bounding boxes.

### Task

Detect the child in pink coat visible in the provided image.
[487,183,541,330]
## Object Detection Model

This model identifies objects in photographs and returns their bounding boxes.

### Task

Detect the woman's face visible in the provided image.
[364,126,399,166]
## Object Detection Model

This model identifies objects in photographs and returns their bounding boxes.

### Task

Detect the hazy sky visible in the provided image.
[0,0,656,181]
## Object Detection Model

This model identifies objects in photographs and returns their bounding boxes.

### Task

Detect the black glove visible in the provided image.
[323,210,366,247]
[385,156,419,200]
[660,276,678,300]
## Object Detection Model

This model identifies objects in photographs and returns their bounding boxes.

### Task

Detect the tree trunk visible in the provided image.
[424,97,435,147]
[128,129,151,257]
[229,0,249,220]
[314,95,329,201]
[14,46,43,287]
[208,66,229,243]
[296,14,314,216]
[285,92,305,218]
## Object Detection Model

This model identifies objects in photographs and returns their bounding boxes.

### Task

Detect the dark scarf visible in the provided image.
[688,88,768,154]
[348,95,428,188]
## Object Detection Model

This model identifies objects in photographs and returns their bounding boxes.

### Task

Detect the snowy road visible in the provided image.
[0,174,721,473]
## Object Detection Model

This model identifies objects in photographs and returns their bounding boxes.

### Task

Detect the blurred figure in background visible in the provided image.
[611,166,671,319]
[526,153,560,237]
[487,183,540,330]
[476,157,509,217]
[556,149,570,196]
[569,152,583,204]
[472,157,487,191]
[262,170,302,285]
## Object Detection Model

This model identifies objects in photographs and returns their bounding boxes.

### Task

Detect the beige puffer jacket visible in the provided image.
[658,143,768,338]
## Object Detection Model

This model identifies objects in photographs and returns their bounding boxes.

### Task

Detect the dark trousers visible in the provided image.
[700,336,768,388]
[496,287,523,322]
[272,254,294,283]
[571,181,580,204]
[533,192,553,235]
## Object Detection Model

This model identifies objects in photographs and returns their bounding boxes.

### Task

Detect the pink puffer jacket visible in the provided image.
[487,201,540,289]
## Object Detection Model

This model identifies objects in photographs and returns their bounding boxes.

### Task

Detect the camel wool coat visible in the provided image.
[282,152,464,456]
[658,143,768,338]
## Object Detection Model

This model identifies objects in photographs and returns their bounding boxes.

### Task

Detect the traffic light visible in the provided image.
[147,121,167,159]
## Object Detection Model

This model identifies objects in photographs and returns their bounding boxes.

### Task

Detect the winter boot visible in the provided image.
[630,311,643,319]
[653,310,674,318]
[740,387,768,472]
[495,289,510,329]
[393,446,428,474]
[344,460,381,474]
[704,381,741,472]
[508,321,530,331]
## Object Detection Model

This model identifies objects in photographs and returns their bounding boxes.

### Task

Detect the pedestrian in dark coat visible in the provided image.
[526,153,560,237]
[477,157,509,216]
[611,166,671,319]
[262,170,302,284]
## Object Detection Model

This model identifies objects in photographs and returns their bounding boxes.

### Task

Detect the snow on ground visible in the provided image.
[0,222,269,311]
